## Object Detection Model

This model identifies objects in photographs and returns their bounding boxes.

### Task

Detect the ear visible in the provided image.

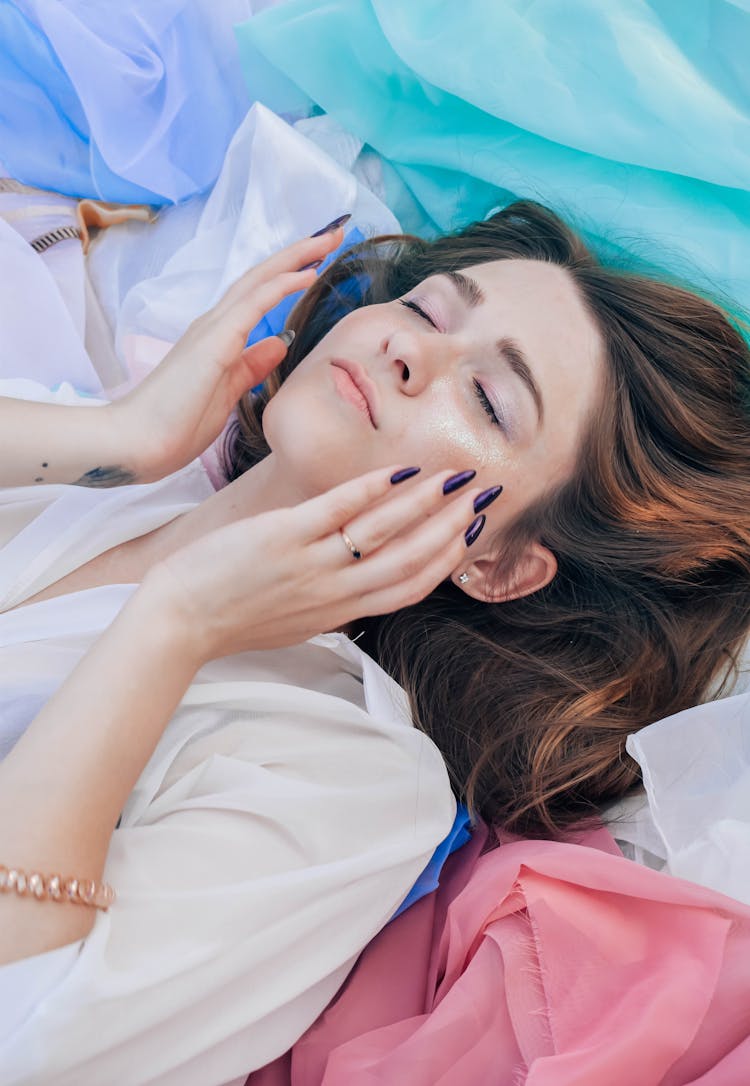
[454,541,557,604]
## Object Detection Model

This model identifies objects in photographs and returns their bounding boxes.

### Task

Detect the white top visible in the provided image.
[0,419,455,1085]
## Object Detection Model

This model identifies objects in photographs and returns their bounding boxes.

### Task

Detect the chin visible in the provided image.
[262,399,362,497]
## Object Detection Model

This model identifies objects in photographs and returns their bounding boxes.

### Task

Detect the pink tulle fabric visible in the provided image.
[248,825,750,1085]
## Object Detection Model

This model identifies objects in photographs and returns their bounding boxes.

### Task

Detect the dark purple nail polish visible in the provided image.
[464,514,486,547]
[390,466,421,485]
[310,213,352,237]
[299,258,323,271]
[473,484,503,514]
[443,470,476,495]
[277,329,295,348]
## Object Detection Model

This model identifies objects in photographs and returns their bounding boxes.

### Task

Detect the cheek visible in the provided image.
[260,376,325,453]
[259,392,281,450]
[260,393,340,496]
[261,373,376,494]
[409,379,516,475]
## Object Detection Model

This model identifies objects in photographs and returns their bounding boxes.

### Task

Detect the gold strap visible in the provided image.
[0,178,155,254]
[0,864,115,911]
[29,225,83,253]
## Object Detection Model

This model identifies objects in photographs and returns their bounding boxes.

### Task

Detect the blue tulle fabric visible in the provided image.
[394,803,472,918]
[0,0,251,203]
[235,0,750,318]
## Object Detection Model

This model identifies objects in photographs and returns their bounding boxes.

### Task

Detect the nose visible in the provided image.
[384,327,459,395]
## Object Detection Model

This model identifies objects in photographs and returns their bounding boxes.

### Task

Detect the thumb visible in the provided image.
[236,330,295,394]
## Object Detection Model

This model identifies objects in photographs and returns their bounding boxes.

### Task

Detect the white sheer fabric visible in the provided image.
[0,180,128,392]
[605,649,750,888]
[622,692,750,906]
[87,102,400,364]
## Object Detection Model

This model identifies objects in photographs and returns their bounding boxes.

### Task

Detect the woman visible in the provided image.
[1,201,749,1083]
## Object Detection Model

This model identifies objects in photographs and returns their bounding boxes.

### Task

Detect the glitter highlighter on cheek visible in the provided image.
[421,377,507,467]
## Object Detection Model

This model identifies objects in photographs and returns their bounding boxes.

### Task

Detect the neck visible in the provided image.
[159,453,306,556]
[143,454,360,641]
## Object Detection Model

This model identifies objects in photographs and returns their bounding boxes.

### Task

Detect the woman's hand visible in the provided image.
[144,466,492,666]
[0,462,494,962]
[110,223,345,482]
[0,220,344,490]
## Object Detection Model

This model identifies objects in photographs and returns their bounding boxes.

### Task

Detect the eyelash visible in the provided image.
[472,379,501,426]
[398,298,501,427]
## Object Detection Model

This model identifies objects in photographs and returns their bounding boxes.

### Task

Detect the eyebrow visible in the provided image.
[442,269,485,309]
[438,270,545,428]
[496,336,545,427]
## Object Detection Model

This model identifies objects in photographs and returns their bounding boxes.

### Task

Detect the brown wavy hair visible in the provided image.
[225,200,750,837]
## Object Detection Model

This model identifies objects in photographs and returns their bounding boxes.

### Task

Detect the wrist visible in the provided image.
[135,567,214,671]
[106,401,164,483]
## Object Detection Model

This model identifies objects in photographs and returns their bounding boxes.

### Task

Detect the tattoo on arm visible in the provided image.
[73,465,137,488]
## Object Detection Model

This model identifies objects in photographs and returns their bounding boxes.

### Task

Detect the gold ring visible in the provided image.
[340,530,363,561]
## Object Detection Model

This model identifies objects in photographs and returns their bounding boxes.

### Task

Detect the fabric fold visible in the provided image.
[249,830,750,1085]
[235,0,750,317]
[0,0,256,203]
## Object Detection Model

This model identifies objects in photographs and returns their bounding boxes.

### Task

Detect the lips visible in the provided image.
[330,358,379,427]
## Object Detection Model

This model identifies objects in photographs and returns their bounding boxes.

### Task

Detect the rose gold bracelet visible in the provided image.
[0,865,115,911]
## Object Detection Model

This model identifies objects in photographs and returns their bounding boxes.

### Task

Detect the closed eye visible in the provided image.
[473,379,501,426]
[399,298,502,429]
[399,298,437,327]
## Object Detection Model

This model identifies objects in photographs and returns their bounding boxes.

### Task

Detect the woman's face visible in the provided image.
[263,257,604,558]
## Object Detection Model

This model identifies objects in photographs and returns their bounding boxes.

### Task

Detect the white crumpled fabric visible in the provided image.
[619,689,750,906]
[87,102,400,361]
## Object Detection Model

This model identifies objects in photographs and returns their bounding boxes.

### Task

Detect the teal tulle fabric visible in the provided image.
[235,0,750,318]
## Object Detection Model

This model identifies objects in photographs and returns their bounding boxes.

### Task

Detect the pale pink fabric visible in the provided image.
[249,826,750,1085]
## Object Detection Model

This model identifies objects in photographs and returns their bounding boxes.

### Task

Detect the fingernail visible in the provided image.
[464,514,486,547]
[443,470,476,495]
[473,484,503,514]
[390,466,421,485]
[310,213,352,237]
[277,329,295,347]
[299,258,323,271]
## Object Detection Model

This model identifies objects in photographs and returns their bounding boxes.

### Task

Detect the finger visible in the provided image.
[335,483,483,605]
[298,465,425,543]
[219,219,350,309]
[232,334,291,396]
[360,539,468,617]
[253,216,351,277]
[208,269,318,343]
[341,469,489,559]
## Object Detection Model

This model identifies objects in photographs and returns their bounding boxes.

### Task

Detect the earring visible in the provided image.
[458,572,470,584]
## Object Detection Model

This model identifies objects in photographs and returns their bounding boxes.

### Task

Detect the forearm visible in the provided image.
[0,396,140,487]
[0,577,202,962]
